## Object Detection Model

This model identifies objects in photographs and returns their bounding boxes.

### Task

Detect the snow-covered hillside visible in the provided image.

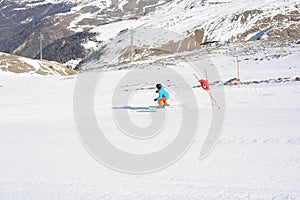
[0,48,300,199]
[0,0,170,63]
[141,0,300,41]
[0,52,76,76]
[62,0,300,46]
[4,0,299,66]
[69,0,299,69]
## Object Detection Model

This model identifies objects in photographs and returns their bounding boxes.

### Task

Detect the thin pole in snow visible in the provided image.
[237,56,241,88]
[39,32,44,61]
[204,68,208,80]
[130,30,133,62]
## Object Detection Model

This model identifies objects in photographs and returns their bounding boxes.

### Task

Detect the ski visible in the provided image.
[147,105,166,110]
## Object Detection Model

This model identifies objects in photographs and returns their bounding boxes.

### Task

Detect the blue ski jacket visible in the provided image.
[156,88,169,100]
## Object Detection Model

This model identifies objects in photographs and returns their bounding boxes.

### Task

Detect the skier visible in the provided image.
[154,84,170,107]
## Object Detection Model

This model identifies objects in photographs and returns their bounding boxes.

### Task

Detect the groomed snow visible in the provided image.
[0,50,299,199]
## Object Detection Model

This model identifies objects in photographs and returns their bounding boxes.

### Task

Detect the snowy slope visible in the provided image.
[1,1,300,199]
[73,0,299,70]
[1,0,170,63]
[0,50,300,199]
[0,52,76,76]
[83,0,300,43]
[139,0,299,41]
[7,0,299,66]
[29,0,298,47]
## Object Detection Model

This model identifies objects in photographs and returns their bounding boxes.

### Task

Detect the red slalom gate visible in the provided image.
[193,69,219,109]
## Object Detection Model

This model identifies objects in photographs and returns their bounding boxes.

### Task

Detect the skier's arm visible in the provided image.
[154,91,163,101]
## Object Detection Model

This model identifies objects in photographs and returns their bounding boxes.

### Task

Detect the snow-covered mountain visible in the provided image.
[0,0,299,68]
[78,0,300,69]
[65,0,300,69]
[0,0,171,66]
